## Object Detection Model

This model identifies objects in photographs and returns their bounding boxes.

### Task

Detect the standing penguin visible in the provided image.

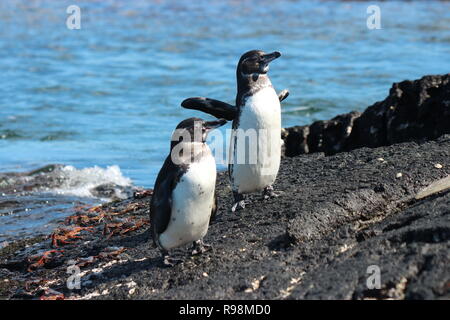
[150,117,227,266]
[181,50,286,211]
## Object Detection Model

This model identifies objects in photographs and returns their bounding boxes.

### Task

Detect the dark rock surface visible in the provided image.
[282,74,450,157]
[1,135,449,300]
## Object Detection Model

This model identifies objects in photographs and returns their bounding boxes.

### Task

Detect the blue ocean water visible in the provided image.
[0,0,449,241]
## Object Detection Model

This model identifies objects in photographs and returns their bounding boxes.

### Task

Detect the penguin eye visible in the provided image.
[244,57,256,64]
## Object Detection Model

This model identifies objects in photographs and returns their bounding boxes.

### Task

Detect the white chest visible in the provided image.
[239,87,281,131]
[159,153,216,250]
[229,87,282,193]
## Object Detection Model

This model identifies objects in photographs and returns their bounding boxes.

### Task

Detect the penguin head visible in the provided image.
[237,50,281,76]
[171,117,227,149]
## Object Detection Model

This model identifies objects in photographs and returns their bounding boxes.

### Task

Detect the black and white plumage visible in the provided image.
[150,117,226,266]
[181,89,288,121]
[181,50,286,211]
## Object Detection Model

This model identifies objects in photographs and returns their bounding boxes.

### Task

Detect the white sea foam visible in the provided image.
[51,165,133,199]
[281,106,309,113]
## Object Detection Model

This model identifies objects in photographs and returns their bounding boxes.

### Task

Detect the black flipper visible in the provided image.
[150,156,184,248]
[181,97,237,121]
[181,89,289,121]
[209,192,218,223]
[278,89,289,102]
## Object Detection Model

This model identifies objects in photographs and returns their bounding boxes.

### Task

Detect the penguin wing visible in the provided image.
[182,90,288,120]
[150,157,184,241]
[278,89,289,102]
[181,97,237,121]
[209,192,218,223]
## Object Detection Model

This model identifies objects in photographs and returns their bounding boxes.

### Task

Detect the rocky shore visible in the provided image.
[0,74,449,300]
[282,74,450,156]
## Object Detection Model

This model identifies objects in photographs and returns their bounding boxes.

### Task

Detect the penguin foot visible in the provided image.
[191,240,211,255]
[262,185,278,200]
[163,255,183,267]
[231,200,246,212]
[231,192,246,212]
[161,250,183,267]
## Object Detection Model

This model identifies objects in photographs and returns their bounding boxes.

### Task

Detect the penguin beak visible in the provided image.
[204,119,227,131]
[202,119,227,141]
[261,51,281,64]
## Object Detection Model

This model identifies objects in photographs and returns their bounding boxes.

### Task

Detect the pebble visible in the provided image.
[434,163,443,169]
[396,172,403,178]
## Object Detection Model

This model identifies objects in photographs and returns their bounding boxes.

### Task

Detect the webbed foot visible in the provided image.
[161,250,183,267]
[262,185,279,200]
[191,240,211,256]
[231,191,246,212]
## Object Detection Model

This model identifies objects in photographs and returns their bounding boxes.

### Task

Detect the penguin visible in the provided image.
[181,50,285,212]
[150,117,227,266]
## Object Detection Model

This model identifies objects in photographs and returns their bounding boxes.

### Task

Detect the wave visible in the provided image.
[51,165,134,200]
[0,164,137,242]
[0,164,136,201]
